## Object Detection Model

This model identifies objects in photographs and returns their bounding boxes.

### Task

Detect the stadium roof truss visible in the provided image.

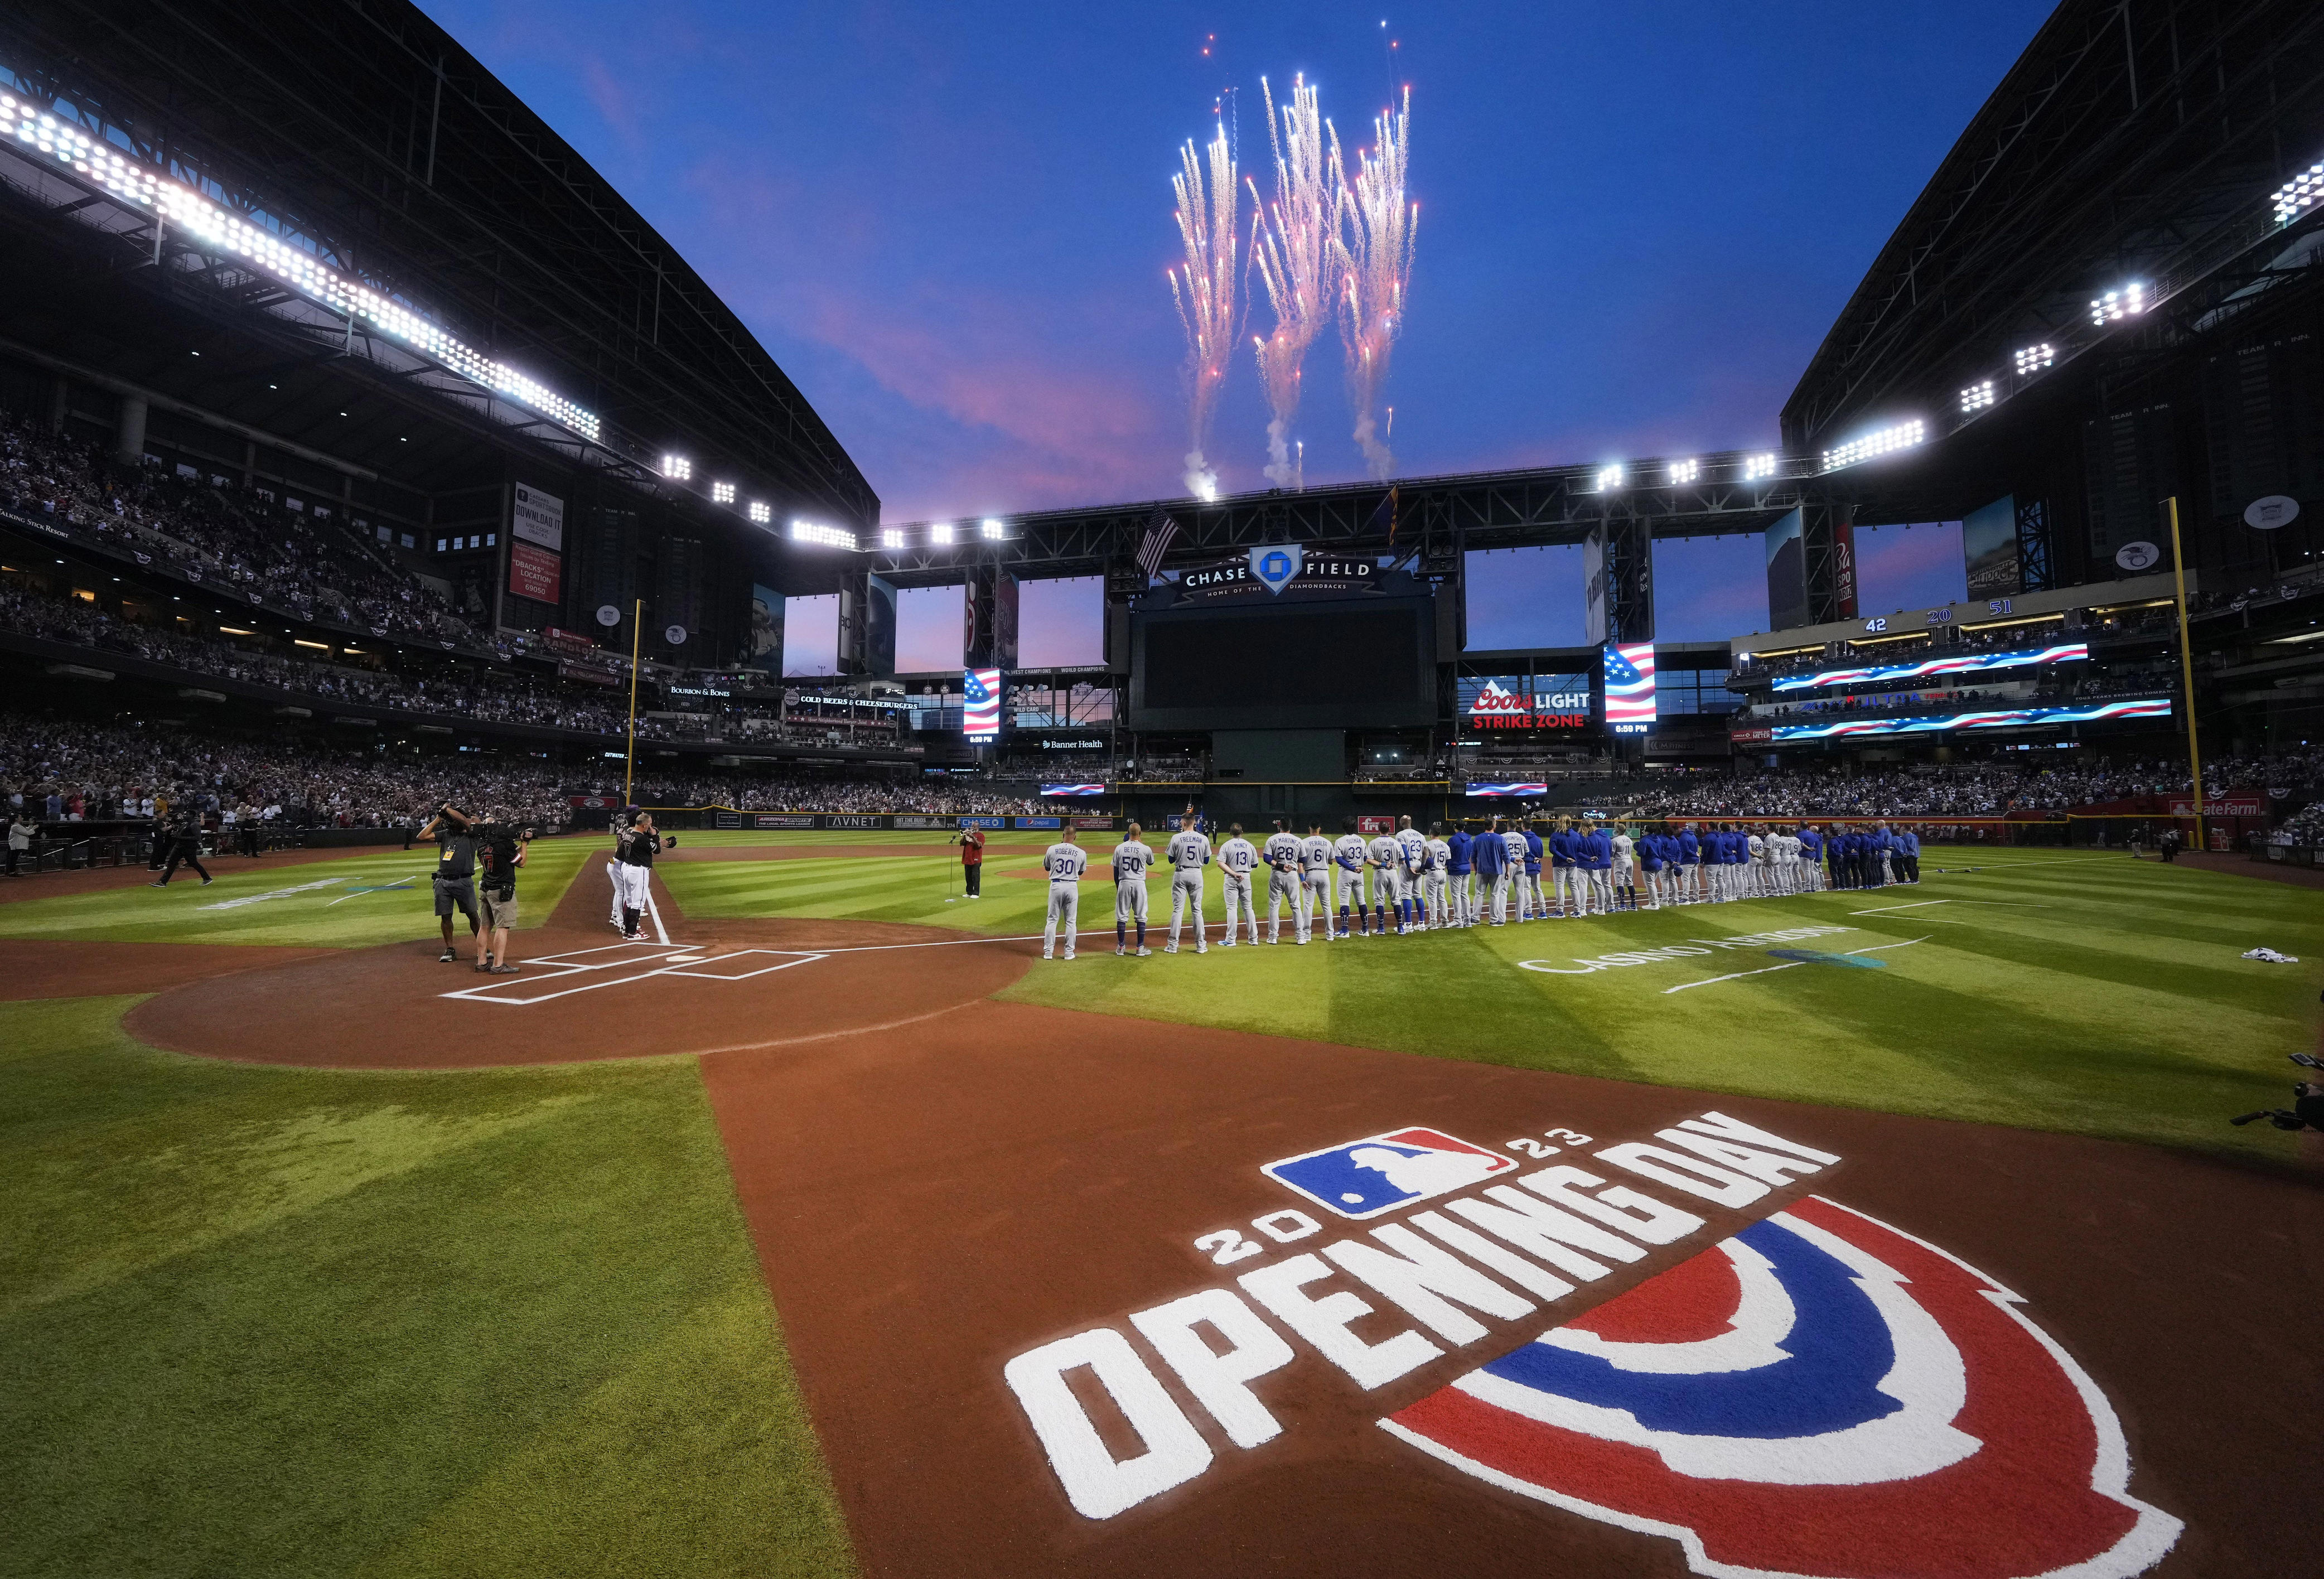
[1783,0,2324,458]
[0,2,875,528]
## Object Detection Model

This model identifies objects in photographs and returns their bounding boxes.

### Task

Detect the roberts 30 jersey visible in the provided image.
[1042,842,1088,881]
[1165,829,1212,875]
[1217,836,1259,876]
[1263,830,1303,871]
[1111,839,1153,884]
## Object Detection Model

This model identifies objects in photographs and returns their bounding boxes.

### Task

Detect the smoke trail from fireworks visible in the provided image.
[1250,74,1342,490]
[1168,123,1240,501]
[1334,87,1417,480]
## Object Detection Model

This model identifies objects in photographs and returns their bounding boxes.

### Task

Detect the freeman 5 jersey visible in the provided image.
[1111,839,1153,884]
[1165,829,1212,875]
[1042,842,1088,881]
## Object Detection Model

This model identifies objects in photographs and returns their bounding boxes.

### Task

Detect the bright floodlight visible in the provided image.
[747,501,771,524]
[881,528,906,549]
[1821,418,1926,472]
[979,517,1006,540]
[2089,283,2146,326]
[2013,343,2055,376]
[1960,380,1996,414]
[1743,452,1777,481]
[930,522,956,545]
[661,454,692,481]
[790,519,856,551]
[2272,161,2324,225]
[711,481,735,504]
[1667,458,1699,485]
[1595,465,1624,492]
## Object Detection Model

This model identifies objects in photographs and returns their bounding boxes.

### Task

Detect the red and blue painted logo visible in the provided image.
[1262,1127,1516,1220]
[1381,1195,2181,1578]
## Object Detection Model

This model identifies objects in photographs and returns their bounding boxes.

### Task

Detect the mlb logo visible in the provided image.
[1263,1127,1516,1220]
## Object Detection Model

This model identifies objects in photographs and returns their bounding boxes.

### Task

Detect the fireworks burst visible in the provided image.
[1333,86,1417,480]
[1167,122,1241,501]
[1250,74,1343,491]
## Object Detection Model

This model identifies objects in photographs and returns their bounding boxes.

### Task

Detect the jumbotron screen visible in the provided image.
[1130,601,1435,729]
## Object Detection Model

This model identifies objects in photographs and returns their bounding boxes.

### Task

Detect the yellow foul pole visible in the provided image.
[623,597,644,805]
[2165,498,2204,855]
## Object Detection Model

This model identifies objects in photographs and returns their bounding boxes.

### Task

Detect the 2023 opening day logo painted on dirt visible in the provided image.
[1001,1113,2180,1579]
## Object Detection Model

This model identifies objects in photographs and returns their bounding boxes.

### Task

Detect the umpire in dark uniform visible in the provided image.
[149,805,212,887]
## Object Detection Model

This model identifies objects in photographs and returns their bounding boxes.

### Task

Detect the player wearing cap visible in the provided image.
[1299,822,1333,943]
[1419,822,1452,930]
[1112,822,1154,956]
[1261,819,1306,944]
[1040,828,1088,960]
[1164,812,1212,954]
[1446,823,1475,928]
[1395,815,1429,934]
[1365,824,1405,936]
[1331,818,1369,939]
[1216,823,1261,947]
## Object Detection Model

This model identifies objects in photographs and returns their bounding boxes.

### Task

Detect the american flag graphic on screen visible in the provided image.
[963,667,1003,741]
[1603,641,1656,733]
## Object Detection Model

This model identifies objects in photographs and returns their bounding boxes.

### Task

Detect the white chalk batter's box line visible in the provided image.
[441,940,828,1006]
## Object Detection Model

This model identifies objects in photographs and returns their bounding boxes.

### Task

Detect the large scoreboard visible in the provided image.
[1128,552,1440,731]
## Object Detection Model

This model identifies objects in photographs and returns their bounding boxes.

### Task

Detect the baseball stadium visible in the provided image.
[3,4,2321,1577]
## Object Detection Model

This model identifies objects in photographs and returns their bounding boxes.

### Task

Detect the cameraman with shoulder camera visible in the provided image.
[471,809,529,974]
[2232,1052,2324,1165]
[415,801,482,963]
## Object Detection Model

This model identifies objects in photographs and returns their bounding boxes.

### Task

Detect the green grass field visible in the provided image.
[4,835,2317,1578]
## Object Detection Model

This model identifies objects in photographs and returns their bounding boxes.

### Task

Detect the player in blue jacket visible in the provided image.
[1581,823,1613,914]
[1796,823,1822,892]
[1899,826,1921,883]
[1472,816,1508,924]
[1446,825,1475,928]
[1521,823,1546,922]
[1636,824,1664,909]
[1675,824,1702,905]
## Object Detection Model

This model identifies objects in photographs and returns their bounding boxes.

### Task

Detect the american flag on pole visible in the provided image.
[963,667,1003,741]
[1603,641,1658,733]
[1134,510,1180,581]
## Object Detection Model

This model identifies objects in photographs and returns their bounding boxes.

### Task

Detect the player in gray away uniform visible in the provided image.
[1331,818,1369,939]
[1164,813,1213,954]
[1300,823,1334,943]
[1394,816,1428,933]
[1040,828,1087,960]
[1421,822,1452,930]
[1365,825,1404,936]
[1112,822,1154,955]
[1216,823,1260,947]
[1262,820,1306,944]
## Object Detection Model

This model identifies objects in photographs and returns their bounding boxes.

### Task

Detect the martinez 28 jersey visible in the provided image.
[1112,841,1153,884]
[1263,830,1303,871]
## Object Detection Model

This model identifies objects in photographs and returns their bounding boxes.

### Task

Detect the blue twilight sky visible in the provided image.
[423,0,2048,653]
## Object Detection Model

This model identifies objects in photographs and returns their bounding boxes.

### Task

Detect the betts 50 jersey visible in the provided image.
[1110,840,1152,883]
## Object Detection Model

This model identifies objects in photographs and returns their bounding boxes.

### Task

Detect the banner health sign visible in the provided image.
[1772,696,2170,742]
[1773,643,2089,693]
[1462,674,1592,732]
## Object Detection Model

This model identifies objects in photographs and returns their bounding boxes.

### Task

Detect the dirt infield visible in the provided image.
[0,847,355,904]
[0,939,332,999]
[700,1002,2321,1579]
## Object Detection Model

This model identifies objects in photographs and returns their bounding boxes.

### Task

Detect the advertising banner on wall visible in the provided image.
[745,585,784,674]
[507,484,564,604]
[1459,674,1593,732]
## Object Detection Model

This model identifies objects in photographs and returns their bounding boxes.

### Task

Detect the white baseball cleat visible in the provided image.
[1062,952,1075,960]
[1136,947,1151,957]
[1195,944,1207,954]
[1115,945,1127,957]
[1163,943,1178,954]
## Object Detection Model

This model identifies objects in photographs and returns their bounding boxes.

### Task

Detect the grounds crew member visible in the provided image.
[474,811,528,974]
[416,802,481,960]
[956,821,987,897]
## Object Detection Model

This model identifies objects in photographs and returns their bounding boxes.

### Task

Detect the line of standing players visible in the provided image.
[1037,812,1927,959]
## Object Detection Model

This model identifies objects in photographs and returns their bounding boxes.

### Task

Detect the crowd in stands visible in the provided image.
[1,412,477,646]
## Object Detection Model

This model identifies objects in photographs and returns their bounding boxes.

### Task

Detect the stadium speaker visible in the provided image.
[1106,561,1148,600]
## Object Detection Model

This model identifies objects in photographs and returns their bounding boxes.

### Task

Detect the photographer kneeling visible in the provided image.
[473,810,529,974]
[415,802,482,963]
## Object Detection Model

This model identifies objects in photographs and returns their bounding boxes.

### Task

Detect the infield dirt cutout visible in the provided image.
[104,856,2324,1576]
